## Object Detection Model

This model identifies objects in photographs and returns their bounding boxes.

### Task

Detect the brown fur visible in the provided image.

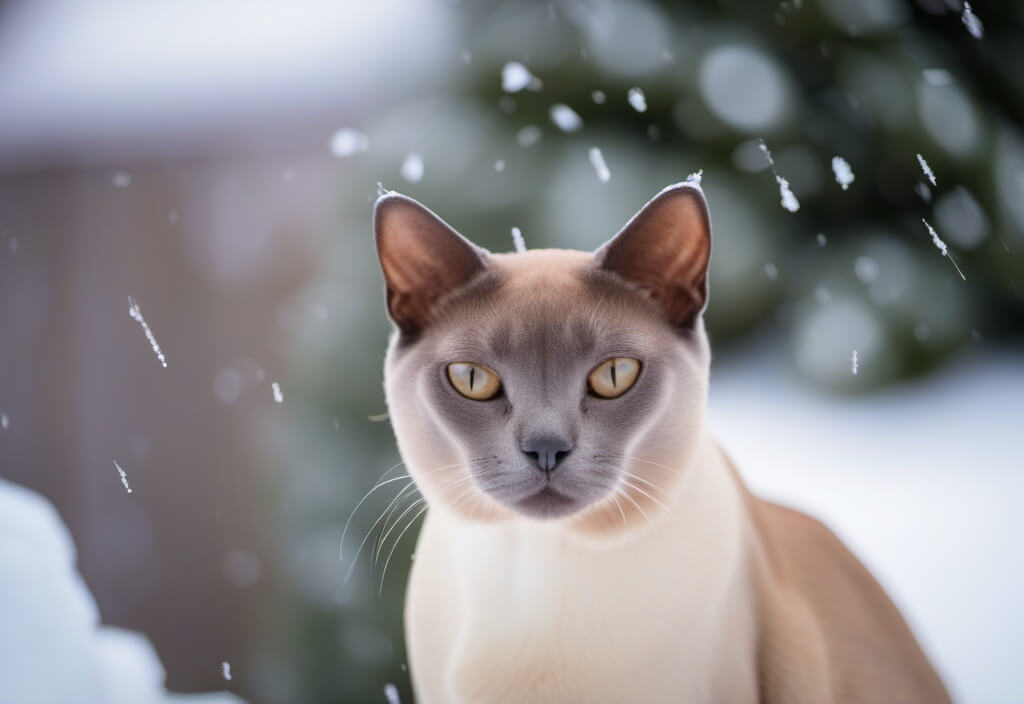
[718,451,953,703]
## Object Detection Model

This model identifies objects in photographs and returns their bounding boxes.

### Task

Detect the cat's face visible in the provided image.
[377,183,711,535]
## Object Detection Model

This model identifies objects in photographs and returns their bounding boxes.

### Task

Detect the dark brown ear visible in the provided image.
[594,182,711,329]
[374,193,487,336]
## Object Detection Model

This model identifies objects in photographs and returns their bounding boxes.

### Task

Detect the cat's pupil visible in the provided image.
[469,366,475,390]
[610,363,617,388]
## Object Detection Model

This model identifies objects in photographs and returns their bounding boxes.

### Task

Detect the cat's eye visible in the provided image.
[447,362,502,400]
[587,358,640,399]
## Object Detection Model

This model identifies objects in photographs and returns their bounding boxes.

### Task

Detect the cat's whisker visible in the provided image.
[339,464,410,561]
[610,493,628,530]
[341,460,467,561]
[378,501,430,595]
[375,471,484,562]
[607,453,680,476]
[617,485,653,529]
[374,485,423,566]
[342,462,464,582]
[372,479,422,562]
[621,472,671,495]
[622,475,681,527]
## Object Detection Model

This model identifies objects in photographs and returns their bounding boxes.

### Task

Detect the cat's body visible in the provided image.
[374,185,951,704]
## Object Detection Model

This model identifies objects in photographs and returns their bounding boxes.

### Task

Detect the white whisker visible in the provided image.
[378,502,430,594]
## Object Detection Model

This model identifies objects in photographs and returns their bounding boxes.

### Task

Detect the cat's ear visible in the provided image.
[374,193,488,336]
[594,182,711,329]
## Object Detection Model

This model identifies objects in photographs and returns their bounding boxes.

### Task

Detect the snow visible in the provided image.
[588,147,611,183]
[961,2,983,39]
[383,682,401,704]
[494,159,505,172]
[851,349,858,375]
[399,152,424,183]
[830,156,855,190]
[626,87,647,113]
[221,662,231,681]
[916,153,937,186]
[1,412,8,430]
[515,125,542,148]
[710,344,1024,704]
[510,227,526,253]
[922,218,966,280]
[113,460,133,494]
[549,104,583,133]
[816,233,827,247]
[591,90,606,104]
[501,62,540,93]
[763,262,778,280]
[329,128,369,158]
[758,140,800,212]
[271,382,284,404]
[128,296,167,368]
[112,171,132,188]
[775,175,800,212]
[0,478,244,703]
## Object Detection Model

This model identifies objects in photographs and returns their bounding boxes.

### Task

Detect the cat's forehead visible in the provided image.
[429,248,665,361]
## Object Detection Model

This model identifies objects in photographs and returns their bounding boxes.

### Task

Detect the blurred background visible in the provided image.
[0,0,1021,702]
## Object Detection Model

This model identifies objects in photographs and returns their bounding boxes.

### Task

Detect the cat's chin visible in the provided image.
[511,486,585,520]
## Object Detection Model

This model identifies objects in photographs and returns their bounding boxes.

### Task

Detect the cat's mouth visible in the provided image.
[513,485,581,519]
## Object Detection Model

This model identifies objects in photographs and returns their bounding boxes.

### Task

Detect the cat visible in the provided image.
[373,182,952,704]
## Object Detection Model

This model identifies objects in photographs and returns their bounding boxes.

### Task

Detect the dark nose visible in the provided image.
[521,434,574,474]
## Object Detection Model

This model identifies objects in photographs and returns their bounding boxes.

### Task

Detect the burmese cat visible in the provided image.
[373,182,951,704]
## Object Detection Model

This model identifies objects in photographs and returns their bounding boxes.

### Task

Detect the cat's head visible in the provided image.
[375,182,711,535]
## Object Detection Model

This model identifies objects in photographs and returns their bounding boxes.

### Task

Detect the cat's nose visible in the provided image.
[521,434,574,474]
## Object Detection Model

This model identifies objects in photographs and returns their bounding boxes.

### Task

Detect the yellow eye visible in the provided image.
[447,362,502,400]
[587,358,640,399]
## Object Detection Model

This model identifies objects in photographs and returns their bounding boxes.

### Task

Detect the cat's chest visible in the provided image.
[407,513,757,704]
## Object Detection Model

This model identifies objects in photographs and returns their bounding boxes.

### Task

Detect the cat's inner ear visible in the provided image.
[595,183,711,329]
[374,193,487,336]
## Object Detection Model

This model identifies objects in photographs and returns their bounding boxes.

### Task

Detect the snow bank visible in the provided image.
[0,478,245,704]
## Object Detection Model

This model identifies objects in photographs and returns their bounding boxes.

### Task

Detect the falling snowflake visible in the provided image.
[831,156,855,191]
[272,382,284,404]
[758,140,800,213]
[113,460,133,494]
[549,104,583,132]
[501,62,540,92]
[511,227,526,253]
[776,176,800,212]
[851,350,859,376]
[916,153,937,187]
[961,2,983,39]
[922,218,966,280]
[221,661,232,681]
[400,153,424,183]
[329,128,369,158]
[626,87,647,113]
[128,296,167,368]
[588,147,611,183]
